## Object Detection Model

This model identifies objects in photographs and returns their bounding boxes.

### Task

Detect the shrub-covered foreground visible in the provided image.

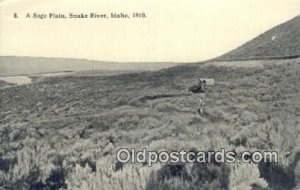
[1,59,300,189]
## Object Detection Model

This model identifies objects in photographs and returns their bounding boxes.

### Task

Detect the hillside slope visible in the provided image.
[215,15,300,61]
[1,58,300,190]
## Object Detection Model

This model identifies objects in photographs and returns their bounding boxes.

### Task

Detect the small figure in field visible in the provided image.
[197,96,205,115]
[188,79,207,115]
[198,79,207,93]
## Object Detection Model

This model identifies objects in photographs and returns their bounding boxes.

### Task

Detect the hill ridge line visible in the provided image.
[211,54,300,62]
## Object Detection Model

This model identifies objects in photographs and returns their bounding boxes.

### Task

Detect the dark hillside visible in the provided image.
[215,15,300,61]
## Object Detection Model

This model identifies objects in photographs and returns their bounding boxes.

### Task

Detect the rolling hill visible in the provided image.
[214,15,300,61]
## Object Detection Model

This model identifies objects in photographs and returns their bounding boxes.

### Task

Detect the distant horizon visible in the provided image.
[0,55,184,64]
[0,55,183,76]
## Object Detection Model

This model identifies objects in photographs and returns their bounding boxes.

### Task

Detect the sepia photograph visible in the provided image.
[0,0,300,189]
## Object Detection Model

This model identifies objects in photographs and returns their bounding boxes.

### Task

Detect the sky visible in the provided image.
[0,0,300,62]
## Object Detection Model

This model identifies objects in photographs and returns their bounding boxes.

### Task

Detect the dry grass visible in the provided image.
[1,59,300,189]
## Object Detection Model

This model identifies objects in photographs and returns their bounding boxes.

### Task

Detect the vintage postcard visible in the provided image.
[0,0,300,190]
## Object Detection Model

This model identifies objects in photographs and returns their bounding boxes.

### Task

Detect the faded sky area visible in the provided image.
[0,0,300,62]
